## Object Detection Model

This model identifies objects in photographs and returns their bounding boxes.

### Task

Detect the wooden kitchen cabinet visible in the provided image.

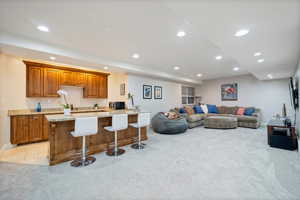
[43,116,50,140]
[43,68,61,97]
[11,115,47,145]
[28,115,44,142]
[24,61,109,98]
[98,75,108,98]
[75,72,86,86]
[26,65,43,97]
[84,73,99,98]
[60,70,75,86]
[11,116,29,144]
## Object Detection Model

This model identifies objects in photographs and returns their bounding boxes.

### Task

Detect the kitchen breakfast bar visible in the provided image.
[45,110,147,165]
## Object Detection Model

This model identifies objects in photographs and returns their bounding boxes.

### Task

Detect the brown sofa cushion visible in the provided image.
[217,106,238,115]
[184,106,195,115]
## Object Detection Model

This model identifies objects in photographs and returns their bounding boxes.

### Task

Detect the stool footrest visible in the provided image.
[131,143,146,149]
[70,156,96,167]
[106,148,125,156]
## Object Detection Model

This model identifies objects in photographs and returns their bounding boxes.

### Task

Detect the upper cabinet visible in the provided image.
[26,64,44,97]
[44,68,61,97]
[84,73,99,98]
[98,75,108,98]
[24,61,109,98]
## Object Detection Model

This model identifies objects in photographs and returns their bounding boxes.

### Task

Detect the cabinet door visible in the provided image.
[60,70,75,86]
[28,115,44,142]
[43,115,49,140]
[26,66,43,97]
[98,75,108,98]
[11,116,29,144]
[43,68,60,97]
[75,72,86,86]
[83,73,99,98]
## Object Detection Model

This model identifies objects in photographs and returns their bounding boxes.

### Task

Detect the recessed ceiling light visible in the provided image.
[132,53,140,59]
[257,59,265,63]
[254,52,262,57]
[173,66,180,70]
[37,25,49,32]
[215,55,223,60]
[177,31,186,38]
[104,66,108,70]
[233,67,240,71]
[49,56,56,60]
[267,74,273,79]
[197,73,203,77]
[235,29,249,37]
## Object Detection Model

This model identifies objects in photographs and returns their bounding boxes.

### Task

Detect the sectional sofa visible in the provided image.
[171,105,261,129]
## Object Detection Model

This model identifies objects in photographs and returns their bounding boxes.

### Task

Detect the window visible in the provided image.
[182,86,195,105]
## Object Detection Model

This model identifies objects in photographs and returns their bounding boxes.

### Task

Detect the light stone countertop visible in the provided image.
[45,110,140,122]
[8,107,108,116]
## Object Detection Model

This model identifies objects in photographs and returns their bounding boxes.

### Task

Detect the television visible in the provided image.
[289,77,299,110]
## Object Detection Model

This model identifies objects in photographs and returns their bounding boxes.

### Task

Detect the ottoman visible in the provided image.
[204,116,238,129]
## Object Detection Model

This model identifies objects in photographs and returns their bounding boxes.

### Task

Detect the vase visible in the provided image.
[64,108,71,116]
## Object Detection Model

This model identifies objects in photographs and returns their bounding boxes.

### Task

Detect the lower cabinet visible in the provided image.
[11,115,48,145]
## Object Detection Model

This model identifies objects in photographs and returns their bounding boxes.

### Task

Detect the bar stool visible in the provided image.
[70,117,98,167]
[130,112,151,149]
[104,114,128,156]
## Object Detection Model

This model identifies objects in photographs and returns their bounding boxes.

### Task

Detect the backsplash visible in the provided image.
[25,86,107,110]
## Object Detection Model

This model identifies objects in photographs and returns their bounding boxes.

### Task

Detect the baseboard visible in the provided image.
[1,143,16,151]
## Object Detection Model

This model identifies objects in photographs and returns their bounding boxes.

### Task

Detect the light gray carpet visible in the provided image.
[1,127,300,200]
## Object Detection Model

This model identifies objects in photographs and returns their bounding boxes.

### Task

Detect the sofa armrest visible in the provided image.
[252,112,262,123]
[179,113,188,119]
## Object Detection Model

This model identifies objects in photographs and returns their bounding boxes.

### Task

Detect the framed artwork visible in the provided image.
[221,83,238,101]
[143,85,152,99]
[120,83,125,96]
[154,86,162,99]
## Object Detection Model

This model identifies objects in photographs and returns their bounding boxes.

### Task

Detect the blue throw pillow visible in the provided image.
[244,107,255,116]
[179,108,186,113]
[207,104,218,114]
[194,105,204,114]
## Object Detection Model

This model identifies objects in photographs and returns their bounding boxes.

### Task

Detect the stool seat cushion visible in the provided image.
[71,117,98,137]
[130,123,146,128]
[104,126,115,132]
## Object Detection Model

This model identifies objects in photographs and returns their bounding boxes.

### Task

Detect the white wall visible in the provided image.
[127,74,183,116]
[199,74,293,123]
[0,53,128,148]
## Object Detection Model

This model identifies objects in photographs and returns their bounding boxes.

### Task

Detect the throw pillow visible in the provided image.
[207,104,218,113]
[194,105,204,114]
[200,104,208,114]
[244,107,255,116]
[236,107,245,115]
[184,106,195,115]
[179,107,186,114]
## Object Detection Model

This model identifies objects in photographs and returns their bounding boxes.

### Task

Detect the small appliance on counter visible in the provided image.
[109,101,125,110]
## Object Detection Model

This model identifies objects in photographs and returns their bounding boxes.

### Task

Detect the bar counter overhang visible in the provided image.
[46,110,147,165]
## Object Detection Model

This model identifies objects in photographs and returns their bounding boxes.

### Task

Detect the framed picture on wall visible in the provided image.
[143,85,152,99]
[154,86,162,99]
[221,83,238,101]
[120,83,125,96]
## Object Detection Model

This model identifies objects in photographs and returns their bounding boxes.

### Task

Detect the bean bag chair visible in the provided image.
[151,112,188,134]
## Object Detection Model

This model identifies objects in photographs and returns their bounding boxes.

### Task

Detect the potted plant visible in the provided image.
[57,90,71,116]
[63,104,71,116]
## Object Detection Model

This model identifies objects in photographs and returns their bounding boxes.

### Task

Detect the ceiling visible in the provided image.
[0,0,300,84]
